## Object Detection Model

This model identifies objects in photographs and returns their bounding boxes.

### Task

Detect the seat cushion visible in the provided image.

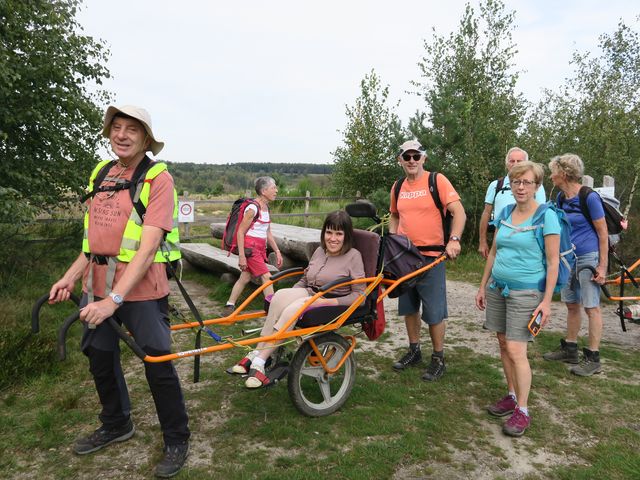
[297,304,370,328]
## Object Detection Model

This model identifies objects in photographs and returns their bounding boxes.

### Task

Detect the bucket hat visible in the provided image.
[102,105,164,155]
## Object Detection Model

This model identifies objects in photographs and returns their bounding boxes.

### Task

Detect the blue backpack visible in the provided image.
[495,202,575,293]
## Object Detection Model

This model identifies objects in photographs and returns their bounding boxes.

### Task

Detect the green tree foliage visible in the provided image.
[410,0,525,240]
[522,20,640,213]
[521,20,640,259]
[331,70,404,197]
[167,162,332,196]
[0,0,110,223]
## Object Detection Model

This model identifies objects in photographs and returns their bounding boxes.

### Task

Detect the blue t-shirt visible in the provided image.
[558,192,605,256]
[485,177,547,219]
[492,208,561,289]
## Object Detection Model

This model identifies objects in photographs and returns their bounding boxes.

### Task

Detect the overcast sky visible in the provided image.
[78,1,638,165]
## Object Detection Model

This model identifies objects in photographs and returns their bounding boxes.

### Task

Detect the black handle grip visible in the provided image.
[57,312,80,360]
[32,292,81,334]
[269,267,304,281]
[578,266,611,299]
[106,318,147,360]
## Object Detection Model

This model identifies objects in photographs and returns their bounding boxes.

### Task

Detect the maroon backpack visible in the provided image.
[221,198,261,255]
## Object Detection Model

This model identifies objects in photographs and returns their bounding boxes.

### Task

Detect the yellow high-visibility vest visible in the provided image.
[82,159,181,263]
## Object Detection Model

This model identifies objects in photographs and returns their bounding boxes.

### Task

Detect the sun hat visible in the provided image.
[398,140,425,156]
[102,105,164,155]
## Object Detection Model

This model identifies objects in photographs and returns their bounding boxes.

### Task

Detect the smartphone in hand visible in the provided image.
[528,311,543,336]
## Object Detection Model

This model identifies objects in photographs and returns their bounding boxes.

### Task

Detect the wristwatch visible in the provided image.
[449,235,461,242]
[109,292,124,306]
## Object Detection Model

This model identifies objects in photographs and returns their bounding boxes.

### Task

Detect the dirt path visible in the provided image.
[346,279,639,361]
[167,278,640,480]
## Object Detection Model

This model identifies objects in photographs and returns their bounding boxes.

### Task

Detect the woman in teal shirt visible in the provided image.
[475,161,560,437]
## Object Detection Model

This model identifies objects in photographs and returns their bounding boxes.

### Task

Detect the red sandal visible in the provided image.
[245,366,272,389]
[226,356,252,375]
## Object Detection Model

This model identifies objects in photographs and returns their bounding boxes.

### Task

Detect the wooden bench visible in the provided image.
[179,244,279,280]
[210,222,321,262]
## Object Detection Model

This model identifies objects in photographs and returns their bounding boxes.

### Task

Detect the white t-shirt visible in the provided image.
[244,204,270,239]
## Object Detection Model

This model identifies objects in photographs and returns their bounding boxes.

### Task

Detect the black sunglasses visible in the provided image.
[401,153,423,162]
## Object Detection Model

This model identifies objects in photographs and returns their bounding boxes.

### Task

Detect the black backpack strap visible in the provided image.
[577,186,596,232]
[421,171,447,252]
[247,198,261,225]
[493,176,506,203]
[429,171,446,229]
[392,176,406,211]
[129,156,154,222]
[79,161,118,203]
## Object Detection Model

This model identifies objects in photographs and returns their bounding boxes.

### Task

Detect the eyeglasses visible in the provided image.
[511,179,537,187]
[401,153,423,162]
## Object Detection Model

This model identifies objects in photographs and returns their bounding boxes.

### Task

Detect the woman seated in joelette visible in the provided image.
[229,210,365,389]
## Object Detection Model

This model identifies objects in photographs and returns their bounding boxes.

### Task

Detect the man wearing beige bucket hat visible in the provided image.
[49,105,190,477]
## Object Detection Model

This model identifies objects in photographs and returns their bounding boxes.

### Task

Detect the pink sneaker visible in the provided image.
[503,408,530,437]
[486,395,516,417]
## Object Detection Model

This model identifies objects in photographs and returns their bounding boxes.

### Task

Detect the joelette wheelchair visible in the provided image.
[32,201,446,417]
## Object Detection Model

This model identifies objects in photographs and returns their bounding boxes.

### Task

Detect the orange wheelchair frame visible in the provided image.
[32,201,446,417]
[583,252,640,331]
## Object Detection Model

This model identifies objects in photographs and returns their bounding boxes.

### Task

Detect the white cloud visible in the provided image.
[78,0,639,164]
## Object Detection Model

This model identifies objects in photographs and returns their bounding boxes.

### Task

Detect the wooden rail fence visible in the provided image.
[180,190,363,240]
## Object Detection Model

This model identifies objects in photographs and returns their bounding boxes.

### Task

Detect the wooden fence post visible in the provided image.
[304,190,310,227]
[603,175,615,192]
[582,175,594,188]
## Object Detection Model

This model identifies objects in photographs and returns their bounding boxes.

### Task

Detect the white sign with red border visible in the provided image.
[178,201,195,223]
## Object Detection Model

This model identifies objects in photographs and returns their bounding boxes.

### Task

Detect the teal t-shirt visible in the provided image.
[491,208,561,289]
[484,177,547,219]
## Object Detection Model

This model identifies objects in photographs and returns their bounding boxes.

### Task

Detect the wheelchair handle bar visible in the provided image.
[31,292,81,334]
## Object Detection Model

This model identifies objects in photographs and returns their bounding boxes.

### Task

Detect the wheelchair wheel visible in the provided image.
[287,332,356,417]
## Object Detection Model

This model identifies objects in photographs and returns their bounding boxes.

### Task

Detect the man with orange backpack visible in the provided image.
[389,140,466,381]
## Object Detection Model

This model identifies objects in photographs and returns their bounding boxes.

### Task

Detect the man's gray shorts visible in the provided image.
[398,257,447,325]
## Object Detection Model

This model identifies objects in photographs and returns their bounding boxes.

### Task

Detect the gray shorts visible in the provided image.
[561,252,601,309]
[80,294,172,353]
[398,257,447,325]
[484,283,543,342]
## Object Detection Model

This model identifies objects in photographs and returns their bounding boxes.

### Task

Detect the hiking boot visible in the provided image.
[155,442,189,478]
[392,347,422,371]
[503,408,531,437]
[73,419,135,455]
[421,354,446,381]
[570,348,602,377]
[487,395,517,417]
[543,339,579,364]
[222,304,235,317]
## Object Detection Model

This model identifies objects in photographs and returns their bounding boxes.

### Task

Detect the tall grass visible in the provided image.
[0,222,84,390]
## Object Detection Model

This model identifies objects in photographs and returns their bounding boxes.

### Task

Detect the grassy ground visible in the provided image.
[1,305,638,479]
[2,222,639,479]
